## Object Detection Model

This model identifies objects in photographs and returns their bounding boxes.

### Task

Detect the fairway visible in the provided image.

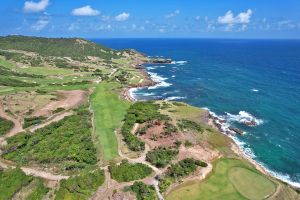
[90,82,130,161]
[229,167,276,200]
[166,158,276,200]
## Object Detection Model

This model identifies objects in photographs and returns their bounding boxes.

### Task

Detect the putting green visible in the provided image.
[228,167,276,200]
[166,158,276,200]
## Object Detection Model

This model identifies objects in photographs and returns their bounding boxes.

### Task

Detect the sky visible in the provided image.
[1,0,300,39]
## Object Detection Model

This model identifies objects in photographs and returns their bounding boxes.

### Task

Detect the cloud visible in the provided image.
[278,20,296,29]
[218,9,253,25]
[115,12,130,21]
[72,5,100,16]
[24,0,49,13]
[165,10,180,19]
[32,16,50,31]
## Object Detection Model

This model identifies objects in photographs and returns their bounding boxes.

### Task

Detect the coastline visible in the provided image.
[126,60,300,190]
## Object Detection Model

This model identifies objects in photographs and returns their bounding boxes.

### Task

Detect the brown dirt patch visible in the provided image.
[33,90,87,116]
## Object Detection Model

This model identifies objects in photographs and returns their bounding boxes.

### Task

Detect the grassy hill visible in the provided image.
[0,35,118,60]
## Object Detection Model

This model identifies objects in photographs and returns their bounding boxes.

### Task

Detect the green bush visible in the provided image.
[158,178,172,193]
[26,179,49,200]
[126,181,158,200]
[146,147,178,168]
[167,158,207,179]
[23,116,47,128]
[121,101,169,151]
[177,119,204,133]
[55,169,105,200]
[109,160,152,182]
[0,76,39,87]
[0,117,13,136]
[3,107,97,170]
[163,122,178,135]
[0,168,33,200]
[53,107,65,114]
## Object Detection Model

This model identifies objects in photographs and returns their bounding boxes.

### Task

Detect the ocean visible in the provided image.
[93,38,300,187]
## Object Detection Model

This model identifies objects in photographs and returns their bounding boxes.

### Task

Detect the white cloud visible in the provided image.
[115,12,130,21]
[68,23,79,31]
[24,0,49,13]
[32,16,49,31]
[72,5,100,16]
[165,10,180,19]
[278,20,296,29]
[195,16,201,21]
[218,9,253,25]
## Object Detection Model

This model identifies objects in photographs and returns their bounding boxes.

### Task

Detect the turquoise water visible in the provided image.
[94,39,300,186]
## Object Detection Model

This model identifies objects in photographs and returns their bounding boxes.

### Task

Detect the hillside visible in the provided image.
[0,36,299,200]
[0,35,117,59]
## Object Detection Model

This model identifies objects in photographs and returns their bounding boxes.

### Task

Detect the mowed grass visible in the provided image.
[166,158,276,200]
[229,167,276,200]
[90,82,130,161]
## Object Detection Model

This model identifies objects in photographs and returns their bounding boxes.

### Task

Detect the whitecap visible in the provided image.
[251,88,259,92]
[172,60,187,65]
[225,111,263,126]
[147,72,172,89]
[172,75,176,78]
[165,96,186,101]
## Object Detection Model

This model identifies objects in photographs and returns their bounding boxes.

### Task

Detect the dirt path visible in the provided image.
[0,102,23,144]
[34,90,87,116]
[29,111,73,132]
[0,159,69,181]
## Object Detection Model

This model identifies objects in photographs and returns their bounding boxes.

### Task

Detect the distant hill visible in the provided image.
[0,35,118,60]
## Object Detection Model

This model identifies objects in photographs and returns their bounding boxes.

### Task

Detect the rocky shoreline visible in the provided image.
[126,56,300,191]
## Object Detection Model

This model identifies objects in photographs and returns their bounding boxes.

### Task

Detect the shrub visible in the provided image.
[3,107,97,170]
[55,169,104,200]
[109,160,152,182]
[0,117,13,136]
[146,147,178,168]
[126,182,158,200]
[0,168,33,200]
[23,116,47,128]
[158,178,172,193]
[26,179,49,200]
[167,158,207,179]
[53,107,65,114]
[184,140,193,147]
[121,101,168,151]
[177,119,204,133]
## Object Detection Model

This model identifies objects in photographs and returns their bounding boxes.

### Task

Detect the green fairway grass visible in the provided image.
[90,82,130,161]
[166,158,276,200]
[228,167,276,200]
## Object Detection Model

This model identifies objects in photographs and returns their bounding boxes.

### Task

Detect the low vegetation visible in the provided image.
[109,160,153,182]
[55,169,105,200]
[125,181,158,200]
[122,101,168,151]
[146,147,178,168]
[23,116,47,128]
[0,76,39,87]
[2,106,97,171]
[159,158,207,193]
[177,119,204,133]
[26,179,49,200]
[0,168,33,200]
[0,117,13,136]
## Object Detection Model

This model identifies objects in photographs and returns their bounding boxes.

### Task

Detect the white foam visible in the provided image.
[165,96,186,101]
[147,72,172,89]
[172,60,188,65]
[251,88,259,92]
[225,111,263,126]
[172,75,176,78]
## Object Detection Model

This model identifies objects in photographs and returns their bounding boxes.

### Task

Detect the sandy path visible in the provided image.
[0,159,69,181]
[29,112,73,132]
[34,90,87,116]
[0,102,23,144]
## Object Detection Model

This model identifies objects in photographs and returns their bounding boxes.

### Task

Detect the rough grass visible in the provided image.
[166,158,276,200]
[90,82,130,161]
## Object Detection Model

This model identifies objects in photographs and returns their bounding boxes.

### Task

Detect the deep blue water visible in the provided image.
[93,38,300,186]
